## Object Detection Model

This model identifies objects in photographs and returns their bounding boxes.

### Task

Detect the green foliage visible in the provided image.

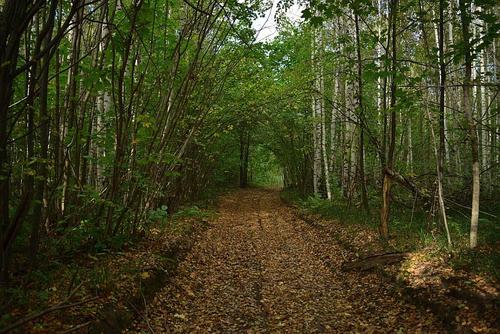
[299,194,374,227]
[172,205,214,221]
[2,0,499,325]
[452,248,499,280]
[249,145,283,187]
[292,187,500,278]
[148,205,169,225]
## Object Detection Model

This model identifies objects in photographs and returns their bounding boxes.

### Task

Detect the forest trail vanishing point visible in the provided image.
[127,188,443,333]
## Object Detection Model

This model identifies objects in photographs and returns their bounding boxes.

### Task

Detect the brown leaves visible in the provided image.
[128,189,445,333]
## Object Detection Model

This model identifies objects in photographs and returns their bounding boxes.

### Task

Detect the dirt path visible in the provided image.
[128,189,443,333]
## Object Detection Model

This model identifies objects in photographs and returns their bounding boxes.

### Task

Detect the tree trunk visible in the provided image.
[380,0,398,238]
[354,11,369,213]
[318,30,332,200]
[239,129,250,188]
[435,0,452,246]
[30,0,58,258]
[311,32,322,196]
[0,0,29,282]
[459,0,481,249]
[62,0,85,218]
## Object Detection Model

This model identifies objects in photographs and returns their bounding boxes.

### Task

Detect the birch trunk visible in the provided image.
[459,0,481,249]
[480,49,489,191]
[330,70,338,182]
[311,34,321,195]
[318,31,332,200]
[436,0,452,246]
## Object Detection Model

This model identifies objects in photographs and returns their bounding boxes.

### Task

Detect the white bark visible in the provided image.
[341,79,349,197]
[376,0,383,124]
[330,72,338,179]
[445,0,454,166]
[474,6,489,188]
[317,31,332,200]
[480,47,488,174]
[311,34,321,195]
[96,20,110,188]
[330,22,338,183]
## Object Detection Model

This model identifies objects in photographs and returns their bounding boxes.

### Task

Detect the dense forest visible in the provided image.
[0,0,498,332]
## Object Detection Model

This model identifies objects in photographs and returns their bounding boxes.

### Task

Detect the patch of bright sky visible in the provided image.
[252,0,304,42]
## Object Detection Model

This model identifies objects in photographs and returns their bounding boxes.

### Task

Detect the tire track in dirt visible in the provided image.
[128,188,443,333]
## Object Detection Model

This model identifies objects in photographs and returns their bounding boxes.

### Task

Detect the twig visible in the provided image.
[0,296,99,334]
[182,0,212,16]
[141,285,155,334]
[57,321,92,334]
[126,298,155,334]
[444,198,497,218]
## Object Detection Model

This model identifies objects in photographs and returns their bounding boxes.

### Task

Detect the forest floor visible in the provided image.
[126,188,498,333]
[3,188,498,333]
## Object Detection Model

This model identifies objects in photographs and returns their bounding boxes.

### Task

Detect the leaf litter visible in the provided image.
[128,189,447,333]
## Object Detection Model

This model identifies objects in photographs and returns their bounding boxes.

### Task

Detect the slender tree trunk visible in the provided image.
[25,12,39,261]
[354,11,369,213]
[62,0,84,218]
[459,0,481,249]
[239,128,250,188]
[311,32,321,196]
[380,0,398,238]
[96,11,110,189]
[431,0,452,246]
[30,0,58,258]
[479,35,489,193]
[407,119,413,173]
[52,0,63,227]
[347,87,357,204]
[340,77,348,197]
[330,71,338,184]
[0,0,29,282]
[491,41,497,192]
[380,2,390,183]
[318,31,332,200]
[438,6,447,179]
[432,6,448,171]
[376,0,384,126]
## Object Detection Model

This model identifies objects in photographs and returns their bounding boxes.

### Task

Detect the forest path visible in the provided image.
[128,188,442,333]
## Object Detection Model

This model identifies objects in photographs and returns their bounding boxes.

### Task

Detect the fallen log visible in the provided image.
[342,252,409,271]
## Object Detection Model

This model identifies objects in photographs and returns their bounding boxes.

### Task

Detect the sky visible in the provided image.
[252,0,304,42]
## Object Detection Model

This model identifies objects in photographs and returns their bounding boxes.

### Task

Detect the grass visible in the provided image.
[282,188,499,280]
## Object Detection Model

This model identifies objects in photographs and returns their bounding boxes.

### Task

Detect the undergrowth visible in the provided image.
[0,203,215,331]
[281,188,499,280]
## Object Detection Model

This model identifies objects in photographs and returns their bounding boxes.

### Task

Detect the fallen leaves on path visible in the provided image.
[128,189,443,333]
